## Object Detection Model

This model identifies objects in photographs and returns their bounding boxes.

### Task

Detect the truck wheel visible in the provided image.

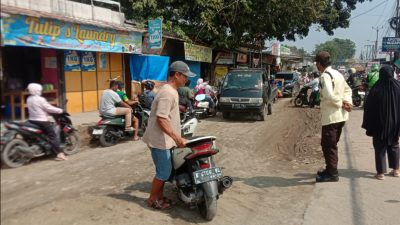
[259,104,267,121]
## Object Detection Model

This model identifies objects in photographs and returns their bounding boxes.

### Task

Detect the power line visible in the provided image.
[350,0,389,21]
[375,0,390,26]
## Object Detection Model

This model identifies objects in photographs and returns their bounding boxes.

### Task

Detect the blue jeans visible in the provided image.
[150,148,172,181]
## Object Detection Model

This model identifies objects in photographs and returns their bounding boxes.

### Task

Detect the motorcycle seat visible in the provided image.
[186,136,216,148]
[9,121,41,129]
[100,114,124,119]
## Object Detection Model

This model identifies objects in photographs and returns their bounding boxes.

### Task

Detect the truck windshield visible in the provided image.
[222,72,263,89]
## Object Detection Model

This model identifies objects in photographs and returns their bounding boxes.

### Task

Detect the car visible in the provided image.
[218,68,277,121]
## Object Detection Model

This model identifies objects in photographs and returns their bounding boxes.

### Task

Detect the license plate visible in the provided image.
[92,129,103,135]
[193,167,223,184]
[358,91,365,95]
[232,104,245,109]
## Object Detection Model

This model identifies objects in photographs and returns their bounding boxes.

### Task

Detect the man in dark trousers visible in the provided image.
[315,51,353,182]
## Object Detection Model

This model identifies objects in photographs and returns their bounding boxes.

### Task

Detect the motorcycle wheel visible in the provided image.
[294,97,303,107]
[63,132,81,155]
[353,96,362,107]
[1,139,30,168]
[198,195,217,221]
[99,127,118,147]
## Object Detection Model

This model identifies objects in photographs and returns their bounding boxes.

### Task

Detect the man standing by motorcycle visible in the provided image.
[315,51,353,182]
[142,61,196,210]
[99,80,133,132]
[26,83,68,161]
[303,72,320,107]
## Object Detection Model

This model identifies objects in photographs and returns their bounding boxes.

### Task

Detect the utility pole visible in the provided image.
[372,26,383,60]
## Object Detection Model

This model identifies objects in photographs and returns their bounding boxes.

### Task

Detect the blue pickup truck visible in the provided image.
[218,68,278,121]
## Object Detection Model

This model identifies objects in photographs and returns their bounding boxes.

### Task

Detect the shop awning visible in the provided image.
[1,5,143,54]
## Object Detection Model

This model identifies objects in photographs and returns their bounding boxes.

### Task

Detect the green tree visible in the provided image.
[120,0,370,49]
[313,38,356,64]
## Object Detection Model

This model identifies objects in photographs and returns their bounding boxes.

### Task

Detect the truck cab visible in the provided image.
[218,68,276,121]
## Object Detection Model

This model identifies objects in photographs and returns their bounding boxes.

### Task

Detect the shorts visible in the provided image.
[150,148,172,181]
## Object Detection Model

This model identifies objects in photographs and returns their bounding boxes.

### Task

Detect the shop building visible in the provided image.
[1,0,143,118]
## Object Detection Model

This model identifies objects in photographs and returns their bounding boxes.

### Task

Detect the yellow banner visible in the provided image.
[184,43,212,63]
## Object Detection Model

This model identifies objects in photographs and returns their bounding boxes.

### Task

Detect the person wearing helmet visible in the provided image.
[367,64,379,88]
[346,68,357,87]
[26,83,68,161]
[142,80,156,109]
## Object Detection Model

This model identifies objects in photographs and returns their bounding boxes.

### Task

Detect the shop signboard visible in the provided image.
[1,14,142,54]
[81,51,96,71]
[184,43,212,63]
[148,18,162,49]
[64,50,81,71]
[382,37,400,52]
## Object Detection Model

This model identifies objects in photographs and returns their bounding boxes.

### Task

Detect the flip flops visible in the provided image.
[375,174,385,180]
[147,199,171,210]
[389,170,400,177]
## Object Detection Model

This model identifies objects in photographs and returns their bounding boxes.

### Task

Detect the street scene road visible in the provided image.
[2,99,399,225]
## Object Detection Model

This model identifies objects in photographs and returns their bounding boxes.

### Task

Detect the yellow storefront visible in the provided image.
[64,52,124,113]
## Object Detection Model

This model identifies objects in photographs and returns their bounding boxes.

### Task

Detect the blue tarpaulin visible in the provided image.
[130,55,170,81]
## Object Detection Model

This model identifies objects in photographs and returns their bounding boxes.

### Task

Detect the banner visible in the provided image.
[184,43,212,63]
[81,51,96,71]
[148,18,162,49]
[1,14,142,54]
[64,50,81,71]
[130,55,170,81]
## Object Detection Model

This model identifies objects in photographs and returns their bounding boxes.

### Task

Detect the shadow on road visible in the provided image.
[107,181,210,223]
[233,173,316,188]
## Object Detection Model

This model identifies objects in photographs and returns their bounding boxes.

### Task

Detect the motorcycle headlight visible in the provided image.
[220,97,230,103]
[249,98,263,104]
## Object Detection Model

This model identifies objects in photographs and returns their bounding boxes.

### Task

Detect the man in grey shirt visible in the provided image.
[100,80,133,131]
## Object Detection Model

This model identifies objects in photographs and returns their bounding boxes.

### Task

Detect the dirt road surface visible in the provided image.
[1,99,327,225]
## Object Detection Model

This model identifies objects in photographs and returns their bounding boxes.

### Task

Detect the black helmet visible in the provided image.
[144,80,155,90]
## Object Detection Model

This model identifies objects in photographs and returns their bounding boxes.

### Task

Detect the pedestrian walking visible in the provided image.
[362,65,400,180]
[315,51,353,182]
[142,61,196,210]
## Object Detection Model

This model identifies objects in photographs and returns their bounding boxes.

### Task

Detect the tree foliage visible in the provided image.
[313,38,356,63]
[120,0,370,49]
[284,45,309,57]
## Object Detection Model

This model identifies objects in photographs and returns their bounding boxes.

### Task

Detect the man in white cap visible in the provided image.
[142,61,196,210]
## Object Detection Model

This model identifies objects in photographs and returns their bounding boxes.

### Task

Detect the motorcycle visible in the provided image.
[352,85,366,107]
[193,94,217,118]
[180,107,199,138]
[294,86,320,108]
[1,112,80,168]
[282,83,294,97]
[171,136,232,220]
[90,104,150,147]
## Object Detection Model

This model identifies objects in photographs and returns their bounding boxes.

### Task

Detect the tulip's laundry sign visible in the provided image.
[1,14,142,54]
[148,18,162,49]
[382,37,400,52]
[184,43,212,63]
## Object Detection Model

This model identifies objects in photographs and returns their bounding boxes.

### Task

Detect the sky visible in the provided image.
[280,0,396,58]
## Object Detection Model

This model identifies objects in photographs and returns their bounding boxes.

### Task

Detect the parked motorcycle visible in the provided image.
[193,94,217,118]
[1,112,80,168]
[180,108,198,138]
[90,105,150,147]
[172,136,232,220]
[294,86,320,108]
[352,86,366,107]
